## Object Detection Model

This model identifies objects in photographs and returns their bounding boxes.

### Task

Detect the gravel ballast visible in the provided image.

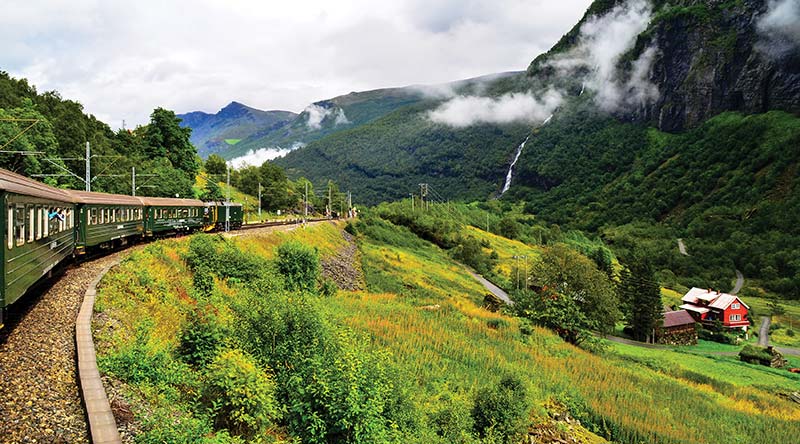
[0,252,126,444]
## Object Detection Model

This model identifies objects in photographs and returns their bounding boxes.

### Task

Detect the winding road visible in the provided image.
[731,269,744,294]
[467,270,513,305]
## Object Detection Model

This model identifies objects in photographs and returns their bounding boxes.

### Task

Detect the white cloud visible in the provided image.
[305,104,331,130]
[0,0,593,129]
[229,142,305,169]
[757,0,800,56]
[549,0,658,111]
[428,89,563,127]
[303,105,350,129]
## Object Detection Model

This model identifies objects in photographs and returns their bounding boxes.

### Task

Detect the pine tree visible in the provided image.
[621,255,662,343]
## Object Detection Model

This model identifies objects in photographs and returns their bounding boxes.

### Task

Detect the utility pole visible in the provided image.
[304,182,308,218]
[85,142,91,192]
[410,193,414,211]
[328,183,332,218]
[225,164,231,232]
[486,214,490,233]
[258,182,262,221]
[419,183,428,211]
[132,166,135,196]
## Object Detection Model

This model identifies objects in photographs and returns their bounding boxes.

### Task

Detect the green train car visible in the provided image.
[1,170,76,328]
[71,190,145,252]
[203,201,243,231]
[141,197,205,236]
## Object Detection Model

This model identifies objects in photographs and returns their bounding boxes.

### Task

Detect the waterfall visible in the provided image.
[501,137,529,194]
[500,113,554,195]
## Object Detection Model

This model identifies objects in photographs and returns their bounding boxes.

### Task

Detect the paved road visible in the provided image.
[467,270,513,305]
[731,269,744,294]
[758,316,771,347]
[677,238,689,256]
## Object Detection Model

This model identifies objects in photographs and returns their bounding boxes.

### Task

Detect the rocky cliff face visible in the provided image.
[641,0,800,131]
[529,0,800,132]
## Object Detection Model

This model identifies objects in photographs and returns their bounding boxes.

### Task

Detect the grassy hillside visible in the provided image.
[93,213,800,443]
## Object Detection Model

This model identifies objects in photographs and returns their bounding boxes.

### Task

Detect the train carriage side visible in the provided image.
[0,169,76,327]
[70,191,145,252]
[140,197,205,236]
[204,201,243,231]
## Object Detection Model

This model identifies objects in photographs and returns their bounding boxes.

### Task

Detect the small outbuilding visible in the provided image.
[656,310,697,345]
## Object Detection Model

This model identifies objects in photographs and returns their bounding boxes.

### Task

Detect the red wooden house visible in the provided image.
[679,287,750,331]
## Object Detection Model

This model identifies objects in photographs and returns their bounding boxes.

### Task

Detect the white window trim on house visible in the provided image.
[731,303,740,309]
[729,314,741,322]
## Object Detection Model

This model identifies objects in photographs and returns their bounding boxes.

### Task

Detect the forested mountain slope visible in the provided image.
[178,102,296,158]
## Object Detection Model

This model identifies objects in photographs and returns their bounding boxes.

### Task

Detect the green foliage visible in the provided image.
[276,240,320,292]
[497,217,520,240]
[619,254,663,342]
[186,234,266,284]
[100,321,192,389]
[205,154,228,176]
[201,178,225,201]
[511,109,800,299]
[203,349,280,439]
[0,71,201,197]
[232,290,410,443]
[451,235,496,275]
[471,375,531,444]
[738,344,774,364]
[145,107,199,176]
[178,310,227,367]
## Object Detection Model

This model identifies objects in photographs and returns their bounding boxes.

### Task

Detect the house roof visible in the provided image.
[681,287,749,310]
[680,304,710,314]
[663,310,696,328]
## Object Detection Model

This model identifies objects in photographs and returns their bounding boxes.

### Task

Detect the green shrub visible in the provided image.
[193,264,215,297]
[276,241,320,292]
[471,375,531,444]
[178,309,227,367]
[430,394,476,444]
[203,349,280,439]
[232,291,409,443]
[319,278,338,297]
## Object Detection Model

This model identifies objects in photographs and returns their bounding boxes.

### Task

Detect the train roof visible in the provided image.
[138,196,205,207]
[0,168,75,202]
[204,201,243,207]
[69,190,145,206]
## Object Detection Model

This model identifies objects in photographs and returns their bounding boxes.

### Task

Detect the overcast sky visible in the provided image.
[1,0,592,128]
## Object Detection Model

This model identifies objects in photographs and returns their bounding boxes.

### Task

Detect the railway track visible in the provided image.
[0,217,338,442]
[236,217,330,231]
[0,251,131,443]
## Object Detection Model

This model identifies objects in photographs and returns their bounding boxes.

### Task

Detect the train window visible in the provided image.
[110,209,115,223]
[49,207,58,235]
[66,209,73,229]
[43,208,49,238]
[90,208,97,225]
[36,206,43,240]
[27,206,34,243]
[35,206,42,240]
[58,208,66,233]
[15,206,25,246]
[7,207,13,250]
